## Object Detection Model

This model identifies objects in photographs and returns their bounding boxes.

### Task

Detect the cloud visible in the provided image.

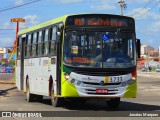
[15,0,24,5]
[99,0,119,4]
[91,4,116,10]
[90,0,118,11]
[19,15,39,28]
[0,15,39,47]
[127,0,150,4]
[24,15,38,25]
[54,0,84,4]
[148,21,160,33]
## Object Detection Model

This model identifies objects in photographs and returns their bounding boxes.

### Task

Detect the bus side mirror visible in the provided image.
[136,39,141,59]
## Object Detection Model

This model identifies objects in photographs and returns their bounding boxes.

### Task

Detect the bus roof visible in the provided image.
[18,14,134,35]
[18,15,68,35]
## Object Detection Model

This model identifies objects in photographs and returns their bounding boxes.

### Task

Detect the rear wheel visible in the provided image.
[50,84,63,107]
[26,79,36,102]
[106,98,120,109]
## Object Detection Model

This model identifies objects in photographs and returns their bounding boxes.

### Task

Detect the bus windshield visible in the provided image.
[64,30,136,68]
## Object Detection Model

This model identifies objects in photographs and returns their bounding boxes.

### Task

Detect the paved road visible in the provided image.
[0,73,14,81]
[0,72,160,110]
[0,72,160,119]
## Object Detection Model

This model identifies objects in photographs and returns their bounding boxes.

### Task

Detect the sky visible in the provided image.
[0,0,160,50]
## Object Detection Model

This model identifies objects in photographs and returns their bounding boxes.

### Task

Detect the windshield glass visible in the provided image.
[64,30,136,68]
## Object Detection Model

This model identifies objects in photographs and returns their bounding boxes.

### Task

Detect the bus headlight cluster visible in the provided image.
[64,73,82,86]
[121,79,136,87]
[69,78,82,86]
[70,79,75,83]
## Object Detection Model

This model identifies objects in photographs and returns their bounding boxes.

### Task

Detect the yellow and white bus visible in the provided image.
[16,14,140,109]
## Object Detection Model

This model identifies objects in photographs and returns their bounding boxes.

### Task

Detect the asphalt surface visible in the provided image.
[0,72,160,119]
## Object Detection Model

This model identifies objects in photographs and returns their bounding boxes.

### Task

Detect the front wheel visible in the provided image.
[50,84,63,107]
[106,98,120,109]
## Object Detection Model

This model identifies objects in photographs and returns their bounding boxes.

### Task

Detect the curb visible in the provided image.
[0,81,15,84]
[5,86,17,91]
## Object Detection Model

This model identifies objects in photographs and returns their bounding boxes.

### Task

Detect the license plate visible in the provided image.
[96,89,108,93]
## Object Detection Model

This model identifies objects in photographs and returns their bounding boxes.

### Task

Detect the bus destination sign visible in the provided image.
[74,18,123,27]
[66,15,134,27]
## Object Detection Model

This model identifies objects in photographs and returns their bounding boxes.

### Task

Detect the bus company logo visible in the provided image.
[100,81,105,86]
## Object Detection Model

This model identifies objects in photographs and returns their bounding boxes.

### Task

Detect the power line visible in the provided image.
[135,1,160,19]
[0,0,41,13]
[130,0,154,17]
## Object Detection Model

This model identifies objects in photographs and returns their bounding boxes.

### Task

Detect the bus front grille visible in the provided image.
[82,82,121,86]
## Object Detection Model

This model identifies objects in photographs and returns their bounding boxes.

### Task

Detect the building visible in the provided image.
[149,50,159,57]
[0,47,16,60]
[141,45,154,55]
[0,48,5,59]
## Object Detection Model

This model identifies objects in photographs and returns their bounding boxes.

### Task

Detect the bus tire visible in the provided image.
[50,84,63,107]
[26,79,35,102]
[106,98,120,109]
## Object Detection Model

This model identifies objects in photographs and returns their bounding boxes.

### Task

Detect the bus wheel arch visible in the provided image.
[26,75,35,102]
[49,75,53,96]
[49,76,63,107]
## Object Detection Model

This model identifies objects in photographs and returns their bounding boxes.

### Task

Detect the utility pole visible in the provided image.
[118,0,127,15]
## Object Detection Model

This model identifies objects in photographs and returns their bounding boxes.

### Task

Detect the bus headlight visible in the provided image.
[70,79,75,83]
[121,82,127,87]
[121,79,136,87]
[127,80,135,85]
[77,81,82,86]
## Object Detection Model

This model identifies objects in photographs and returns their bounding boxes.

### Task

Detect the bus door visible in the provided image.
[56,28,63,95]
[20,34,26,90]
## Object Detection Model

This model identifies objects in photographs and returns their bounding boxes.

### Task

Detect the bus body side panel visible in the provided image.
[23,57,57,96]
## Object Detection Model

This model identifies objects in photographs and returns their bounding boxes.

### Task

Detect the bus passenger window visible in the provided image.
[50,26,57,55]
[44,29,49,55]
[27,34,32,57]
[50,41,56,55]
[37,31,42,56]
[32,32,37,57]
[52,27,56,40]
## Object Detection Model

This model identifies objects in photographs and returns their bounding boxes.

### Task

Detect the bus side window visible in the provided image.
[32,32,37,57]
[49,26,56,55]
[25,36,28,58]
[43,28,49,55]
[37,31,42,56]
[27,34,32,57]
[50,26,57,55]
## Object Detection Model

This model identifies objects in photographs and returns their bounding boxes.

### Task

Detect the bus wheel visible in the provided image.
[26,80,35,102]
[50,84,63,107]
[106,98,120,109]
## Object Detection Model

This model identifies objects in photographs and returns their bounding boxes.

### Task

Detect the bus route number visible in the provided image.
[109,76,122,83]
